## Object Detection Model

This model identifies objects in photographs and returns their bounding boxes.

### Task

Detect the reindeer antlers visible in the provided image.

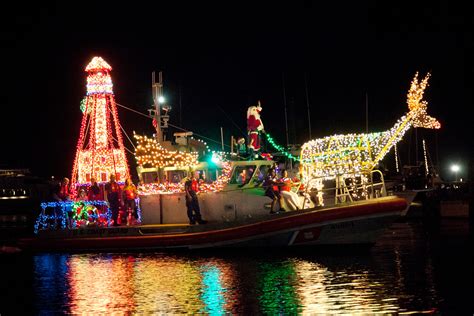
[407,72,441,129]
[407,72,431,112]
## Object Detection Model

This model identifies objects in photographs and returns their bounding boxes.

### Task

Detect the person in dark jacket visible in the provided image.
[263,168,284,214]
[184,173,207,225]
[105,174,121,226]
[87,177,102,201]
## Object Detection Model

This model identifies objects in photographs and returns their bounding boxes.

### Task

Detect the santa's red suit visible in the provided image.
[247,102,264,152]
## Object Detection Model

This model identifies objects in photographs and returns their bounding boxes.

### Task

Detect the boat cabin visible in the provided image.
[137,161,224,185]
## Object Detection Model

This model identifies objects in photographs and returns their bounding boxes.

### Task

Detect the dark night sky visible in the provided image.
[1,1,472,180]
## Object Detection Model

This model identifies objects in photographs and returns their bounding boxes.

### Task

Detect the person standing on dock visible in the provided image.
[105,174,122,226]
[184,173,208,225]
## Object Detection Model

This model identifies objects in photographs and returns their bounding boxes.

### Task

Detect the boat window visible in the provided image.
[207,169,220,182]
[141,172,158,184]
[230,165,256,185]
[167,170,187,184]
[197,169,220,183]
[254,165,270,185]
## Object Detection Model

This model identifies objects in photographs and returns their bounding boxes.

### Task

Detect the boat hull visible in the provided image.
[17,196,406,252]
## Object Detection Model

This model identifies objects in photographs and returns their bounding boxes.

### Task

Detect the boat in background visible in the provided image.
[0,169,51,242]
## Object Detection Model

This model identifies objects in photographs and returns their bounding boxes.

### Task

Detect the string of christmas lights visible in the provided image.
[265,133,300,161]
[198,161,232,193]
[34,200,111,234]
[137,161,233,195]
[134,133,199,168]
[422,139,429,176]
[394,143,400,173]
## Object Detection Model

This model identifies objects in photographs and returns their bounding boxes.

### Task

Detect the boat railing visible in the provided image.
[333,169,387,205]
[299,170,387,206]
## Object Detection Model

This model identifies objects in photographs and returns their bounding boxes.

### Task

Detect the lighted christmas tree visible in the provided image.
[71,57,130,189]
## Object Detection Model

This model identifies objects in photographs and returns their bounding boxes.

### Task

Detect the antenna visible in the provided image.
[282,72,289,147]
[151,71,162,142]
[151,71,168,143]
[365,92,368,134]
[304,72,312,139]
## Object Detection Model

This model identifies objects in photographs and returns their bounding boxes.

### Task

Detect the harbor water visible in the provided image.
[0,219,470,314]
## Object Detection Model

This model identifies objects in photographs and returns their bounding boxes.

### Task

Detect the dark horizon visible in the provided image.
[1,1,471,181]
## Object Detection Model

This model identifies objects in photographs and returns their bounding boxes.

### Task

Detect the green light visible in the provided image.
[80,97,88,113]
[264,134,300,161]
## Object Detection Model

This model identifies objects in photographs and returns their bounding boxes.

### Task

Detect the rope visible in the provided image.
[118,121,136,150]
[217,105,246,137]
[111,136,134,155]
[115,102,151,119]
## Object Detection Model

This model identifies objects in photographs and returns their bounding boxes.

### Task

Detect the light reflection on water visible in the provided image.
[3,221,469,314]
[63,255,239,314]
[32,252,432,314]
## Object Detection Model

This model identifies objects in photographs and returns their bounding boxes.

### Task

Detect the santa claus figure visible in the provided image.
[247,101,265,158]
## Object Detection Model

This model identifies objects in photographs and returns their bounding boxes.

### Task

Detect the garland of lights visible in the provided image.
[198,161,232,193]
[34,200,111,234]
[135,131,234,194]
[300,72,441,205]
[265,133,300,161]
[137,161,233,195]
[134,133,199,168]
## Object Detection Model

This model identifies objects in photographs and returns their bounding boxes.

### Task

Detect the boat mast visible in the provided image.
[365,92,369,134]
[415,128,419,166]
[304,72,312,139]
[151,71,164,143]
[282,72,290,147]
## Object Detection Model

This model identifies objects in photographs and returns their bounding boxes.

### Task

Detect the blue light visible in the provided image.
[34,200,112,234]
[200,265,225,315]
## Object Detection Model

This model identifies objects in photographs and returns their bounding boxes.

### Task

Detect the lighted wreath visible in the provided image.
[71,201,99,225]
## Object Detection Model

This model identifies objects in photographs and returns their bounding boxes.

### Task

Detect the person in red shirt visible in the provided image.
[191,174,199,192]
[52,177,72,228]
[54,177,71,201]
[279,169,301,211]
[122,178,139,225]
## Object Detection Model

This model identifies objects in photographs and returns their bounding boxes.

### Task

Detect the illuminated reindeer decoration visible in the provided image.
[300,72,441,205]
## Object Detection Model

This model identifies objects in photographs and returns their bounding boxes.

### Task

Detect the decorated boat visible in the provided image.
[16,58,441,252]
